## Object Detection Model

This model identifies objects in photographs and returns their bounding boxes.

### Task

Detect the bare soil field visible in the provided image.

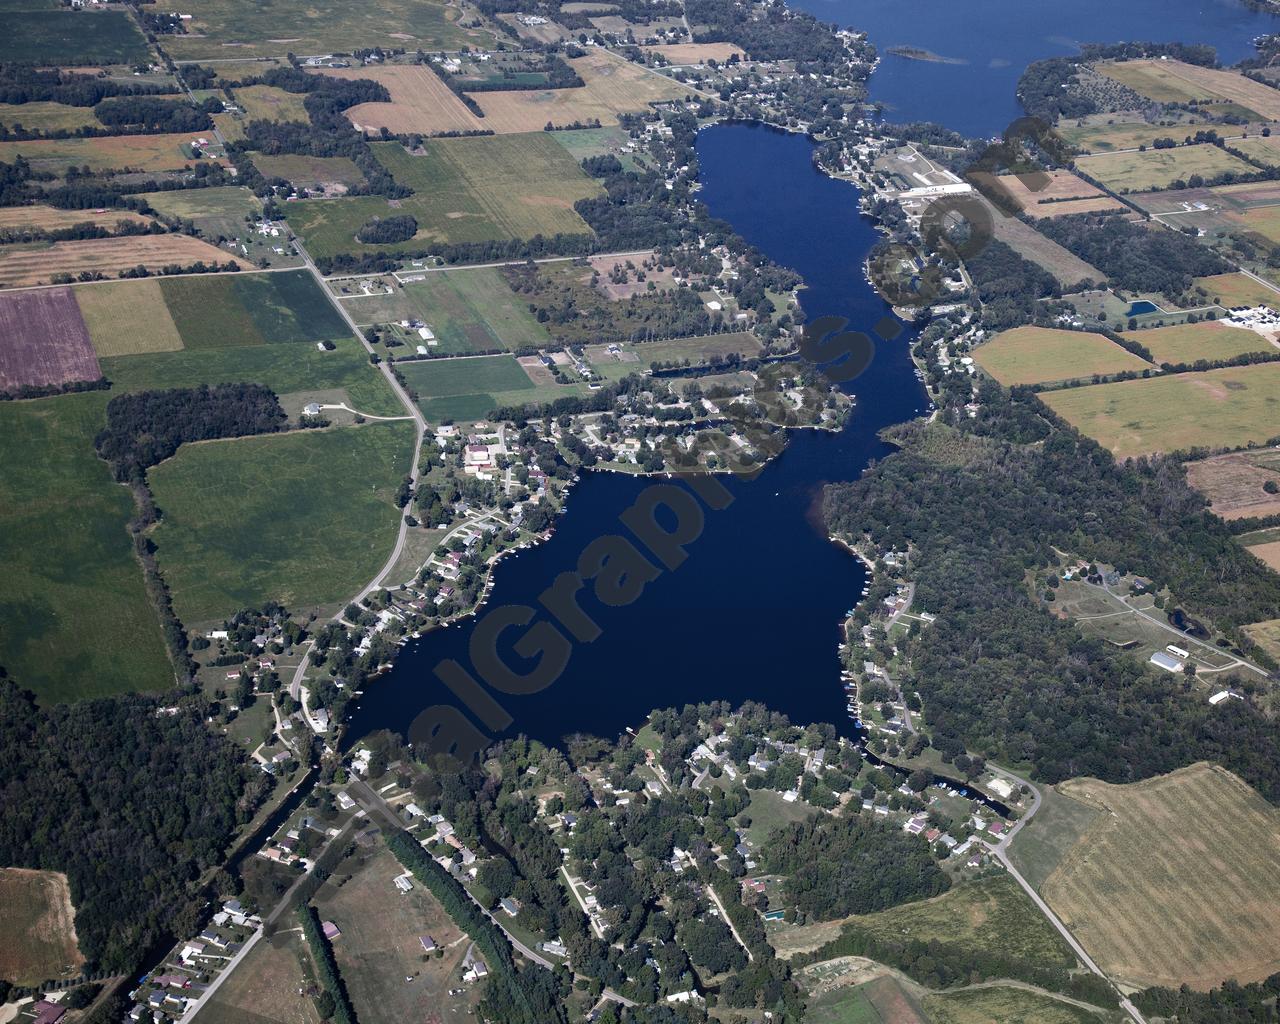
[0,205,155,234]
[1185,449,1280,520]
[642,42,744,63]
[472,49,689,132]
[0,286,99,390]
[0,235,247,288]
[0,868,84,986]
[316,65,484,135]
[1247,538,1280,570]
[995,170,1124,217]
[1043,763,1280,990]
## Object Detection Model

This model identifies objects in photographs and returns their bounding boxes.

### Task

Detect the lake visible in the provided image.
[787,0,1280,136]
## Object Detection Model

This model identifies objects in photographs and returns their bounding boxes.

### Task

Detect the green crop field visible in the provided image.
[973,326,1151,386]
[0,9,151,63]
[394,352,586,422]
[153,0,485,60]
[1041,361,1280,457]
[0,393,172,703]
[286,137,599,260]
[1076,144,1255,192]
[1134,320,1274,364]
[148,421,415,623]
[0,100,101,133]
[103,336,403,416]
[158,271,351,349]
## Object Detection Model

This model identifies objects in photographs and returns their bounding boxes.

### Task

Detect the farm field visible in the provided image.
[1058,119,1205,154]
[0,868,83,987]
[0,132,200,174]
[1043,763,1280,990]
[0,286,100,390]
[0,236,247,289]
[315,64,484,135]
[1226,134,1280,168]
[361,268,552,352]
[1040,361,1280,457]
[470,49,690,132]
[1184,448,1280,520]
[250,152,364,188]
[805,974,929,1024]
[972,326,1150,386]
[1112,59,1280,120]
[1191,271,1280,309]
[286,137,599,260]
[151,0,485,60]
[1135,320,1274,363]
[1226,203,1280,245]
[1007,784,1103,891]
[1242,618,1280,664]
[1075,144,1255,193]
[0,8,151,63]
[398,352,539,421]
[103,336,403,416]
[148,421,414,623]
[199,931,322,1024]
[160,270,351,348]
[994,170,1124,217]
[1248,538,1280,570]
[0,100,102,132]
[0,393,172,702]
[311,842,480,1024]
[923,986,1105,1024]
[232,84,310,123]
[641,41,744,63]
[75,279,183,356]
[988,209,1102,286]
[0,205,154,235]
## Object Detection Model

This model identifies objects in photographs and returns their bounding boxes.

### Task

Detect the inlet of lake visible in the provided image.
[345,0,1278,751]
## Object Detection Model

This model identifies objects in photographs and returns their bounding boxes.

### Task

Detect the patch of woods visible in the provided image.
[962,239,1063,331]
[1134,973,1280,1023]
[823,384,1280,801]
[0,65,179,141]
[95,383,286,483]
[92,96,219,134]
[355,213,417,244]
[0,679,266,977]
[761,815,950,922]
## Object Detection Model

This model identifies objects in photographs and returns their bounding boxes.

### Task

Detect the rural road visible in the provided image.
[326,247,657,284]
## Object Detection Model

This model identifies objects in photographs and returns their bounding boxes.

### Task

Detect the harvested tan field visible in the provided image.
[76,278,183,356]
[988,207,1104,287]
[0,205,155,234]
[0,868,84,986]
[0,236,247,289]
[1248,539,1280,570]
[472,49,690,132]
[642,42,744,63]
[1143,60,1280,120]
[0,132,203,173]
[1185,449,1280,520]
[316,64,484,134]
[995,170,1124,217]
[1044,764,1280,990]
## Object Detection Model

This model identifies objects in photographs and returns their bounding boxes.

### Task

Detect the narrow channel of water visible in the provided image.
[345,123,929,750]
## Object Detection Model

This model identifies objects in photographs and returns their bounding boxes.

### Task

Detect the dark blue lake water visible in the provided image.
[790,0,1280,136]
[346,124,925,749]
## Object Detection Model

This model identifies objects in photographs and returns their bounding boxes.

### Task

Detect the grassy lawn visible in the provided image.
[737,788,818,849]
[923,985,1107,1024]
[1040,361,1280,457]
[972,326,1152,386]
[148,421,414,623]
[285,137,599,261]
[199,930,323,1024]
[0,8,151,63]
[103,335,403,416]
[0,393,172,702]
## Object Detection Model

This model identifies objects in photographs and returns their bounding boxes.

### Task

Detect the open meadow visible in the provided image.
[0,100,103,133]
[251,153,365,188]
[0,8,150,63]
[1043,763,1280,990]
[1191,271,1280,309]
[1076,144,1255,193]
[1041,361,1280,457]
[148,421,415,623]
[311,841,480,1024]
[1247,538,1280,571]
[988,209,1103,286]
[1185,448,1280,520]
[1007,784,1103,891]
[0,133,202,174]
[1091,58,1280,118]
[923,986,1108,1024]
[972,326,1150,386]
[232,84,310,123]
[76,279,183,357]
[1059,119,1206,154]
[1134,319,1274,363]
[0,393,172,702]
[470,49,690,132]
[286,136,599,260]
[152,0,485,60]
[199,931,323,1024]
[0,236,247,289]
[0,868,84,987]
[642,42,744,63]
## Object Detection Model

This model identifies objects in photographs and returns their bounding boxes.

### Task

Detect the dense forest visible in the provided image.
[356,214,417,244]
[823,387,1280,800]
[1034,212,1231,298]
[963,238,1066,328]
[95,383,285,482]
[92,96,216,134]
[0,681,264,976]
[1134,974,1280,1022]
[761,814,950,921]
